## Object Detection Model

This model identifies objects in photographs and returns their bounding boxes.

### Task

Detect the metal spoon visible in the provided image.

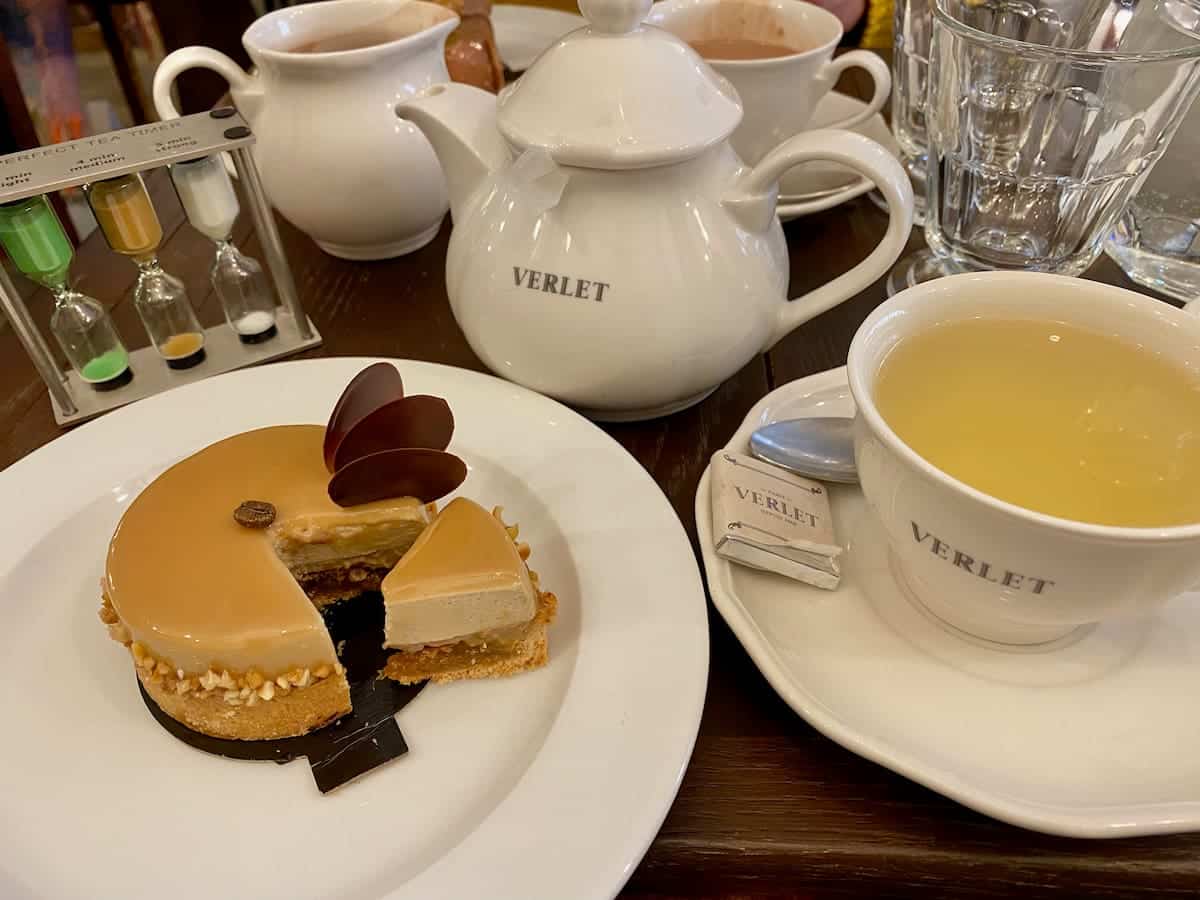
[749,417,858,484]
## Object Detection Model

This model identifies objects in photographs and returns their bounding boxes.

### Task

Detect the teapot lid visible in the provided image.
[496,0,743,169]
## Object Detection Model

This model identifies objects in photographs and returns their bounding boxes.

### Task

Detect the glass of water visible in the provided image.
[888,0,1200,294]
[891,0,934,220]
[1106,90,1200,301]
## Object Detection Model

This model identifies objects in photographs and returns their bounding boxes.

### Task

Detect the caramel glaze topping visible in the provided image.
[105,425,427,675]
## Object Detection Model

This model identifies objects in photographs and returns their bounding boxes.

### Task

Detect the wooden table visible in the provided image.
[3,138,1197,900]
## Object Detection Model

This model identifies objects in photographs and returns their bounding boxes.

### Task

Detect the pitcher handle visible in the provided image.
[815,51,891,131]
[152,47,262,177]
[733,129,913,349]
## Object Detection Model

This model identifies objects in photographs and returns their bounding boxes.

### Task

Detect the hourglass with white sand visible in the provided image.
[170,155,279,344]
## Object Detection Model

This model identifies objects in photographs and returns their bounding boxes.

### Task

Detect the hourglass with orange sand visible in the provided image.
[86,173,208,370]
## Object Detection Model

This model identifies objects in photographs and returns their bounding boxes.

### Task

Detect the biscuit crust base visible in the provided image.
[137,667,352,741]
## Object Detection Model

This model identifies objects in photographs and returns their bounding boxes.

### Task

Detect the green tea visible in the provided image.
[874,318,1200,527]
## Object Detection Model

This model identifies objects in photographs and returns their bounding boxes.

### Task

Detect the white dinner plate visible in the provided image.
[777,92,900,221]
[0,358,708,899]
[696,366,1200,838]
[492,4,584,71]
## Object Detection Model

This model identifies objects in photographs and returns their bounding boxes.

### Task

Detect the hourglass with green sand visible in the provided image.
[0,196,133,390]
[86,173,207,370]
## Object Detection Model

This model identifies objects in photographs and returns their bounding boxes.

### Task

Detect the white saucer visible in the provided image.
[776,93,900,221]
[492,4,584,71]
[696,366,1200,838]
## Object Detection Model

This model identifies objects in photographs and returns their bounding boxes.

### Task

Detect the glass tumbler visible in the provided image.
[1106,84,1200,302]
[891,0,934,219]
[888,0,1200,294]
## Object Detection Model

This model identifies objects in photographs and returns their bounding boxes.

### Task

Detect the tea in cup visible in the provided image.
[847,272,1200,645]
[647,0,890,175]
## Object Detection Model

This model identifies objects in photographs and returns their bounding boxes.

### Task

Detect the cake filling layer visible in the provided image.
[272,508,431,572]
[382,588,556,684]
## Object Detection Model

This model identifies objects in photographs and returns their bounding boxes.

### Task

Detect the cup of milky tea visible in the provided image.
[847,271,1200,645]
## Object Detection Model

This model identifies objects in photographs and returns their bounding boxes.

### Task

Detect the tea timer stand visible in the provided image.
[0,108,321,426]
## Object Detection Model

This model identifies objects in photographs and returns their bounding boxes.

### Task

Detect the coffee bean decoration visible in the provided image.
[234,500,276,528]
[323,363,405,472]
[328,448,467,507]
[332,395,454,472]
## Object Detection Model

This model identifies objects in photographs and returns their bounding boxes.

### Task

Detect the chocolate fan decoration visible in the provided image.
[325,365,467,507]
[323,362,405,472]
[329,448,468,506]
[331,395,454,472]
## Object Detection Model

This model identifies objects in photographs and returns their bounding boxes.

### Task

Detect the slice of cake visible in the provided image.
[381,498,556,684]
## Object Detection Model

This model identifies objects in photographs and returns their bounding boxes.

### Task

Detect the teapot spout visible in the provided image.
[397,83,511,223]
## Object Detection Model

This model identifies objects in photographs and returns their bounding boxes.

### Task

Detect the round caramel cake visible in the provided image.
[101,425,431,740]
[101,364,557,745]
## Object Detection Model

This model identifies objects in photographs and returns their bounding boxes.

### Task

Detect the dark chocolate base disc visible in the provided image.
[139,591,425,793]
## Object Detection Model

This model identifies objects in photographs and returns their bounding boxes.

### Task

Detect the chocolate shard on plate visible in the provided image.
[324,363,405,472]
[332,395,455,472]
[329,448,468,506]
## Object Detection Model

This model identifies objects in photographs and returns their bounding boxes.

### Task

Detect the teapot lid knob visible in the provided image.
[579,0,652,33]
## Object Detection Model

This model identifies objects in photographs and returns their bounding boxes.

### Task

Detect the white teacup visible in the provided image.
[647,0,890,174]
[848,272,1200,645]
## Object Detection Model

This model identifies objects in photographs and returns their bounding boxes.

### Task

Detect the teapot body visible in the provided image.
[446,143,789,419]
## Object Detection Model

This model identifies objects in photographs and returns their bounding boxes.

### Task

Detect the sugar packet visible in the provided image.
[710,450,842,590]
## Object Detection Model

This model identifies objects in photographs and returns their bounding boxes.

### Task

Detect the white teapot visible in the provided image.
[396,0,913,419]
[154,0,455,260]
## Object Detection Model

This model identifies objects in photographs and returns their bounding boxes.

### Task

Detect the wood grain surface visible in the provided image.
[1,73,1195,900]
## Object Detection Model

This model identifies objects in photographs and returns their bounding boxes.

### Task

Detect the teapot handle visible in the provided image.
[727,129,914,350]
[152,47,264,177]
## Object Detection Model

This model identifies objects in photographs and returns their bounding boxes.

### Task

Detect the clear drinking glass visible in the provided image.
[888,0,1200,294]
[891,0,934,219]
[1106,82,1200,301]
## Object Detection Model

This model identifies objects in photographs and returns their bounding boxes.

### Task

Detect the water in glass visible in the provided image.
[892,0,934,214]
[1107,75,1200,301]
[889,0,1200,293]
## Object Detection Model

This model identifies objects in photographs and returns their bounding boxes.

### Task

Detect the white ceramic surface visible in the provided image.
[489,4,893,215]
[0,358,708,899]
[394,0,913,420]
[491,4,584,70]
[647,0,890,167]
[153,0,453,260]
[697,366,1200,838]
[849,272,1200,644]
[776,92,898,220]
